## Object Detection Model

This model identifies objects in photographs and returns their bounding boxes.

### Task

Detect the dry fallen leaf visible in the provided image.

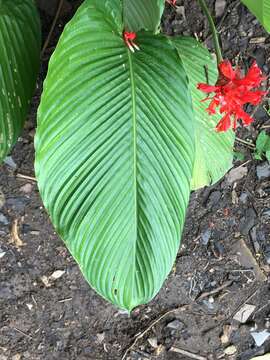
[233,304,256,323]
[250,354,270,360]
[49,270,65,280]
[41,276,51,288]
[220,324,233,344]
[11,219,25,247]
[224,345,237,355]
[155,345,165,356]
[12,354,22,360]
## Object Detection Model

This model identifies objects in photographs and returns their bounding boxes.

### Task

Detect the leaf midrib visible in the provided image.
[127,49,138,308]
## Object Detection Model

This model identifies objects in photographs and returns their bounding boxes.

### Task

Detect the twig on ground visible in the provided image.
[252,301,270,318]
[231,285,261,319]
[235,137,255,148]
[58,298,73,303]
[121,305,189,360]
[169,347,207,360]
[16,173,37,182]
[13,327,32,339]
[41,0,64,57]
[196,280,233,301]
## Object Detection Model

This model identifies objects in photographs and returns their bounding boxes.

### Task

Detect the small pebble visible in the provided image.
[0,213,9,225]
[201,229,211,245]
[166,319,184,330]
[256,162,270,180]
[224,345,237,355]
[4,156,17,169]
[20,183,33,194]
[251,330,270,346]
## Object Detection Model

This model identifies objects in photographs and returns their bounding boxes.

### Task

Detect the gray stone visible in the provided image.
[166,319,184,330]
[0,213,9,225]
[256,162,270,180]
[208,191,222,207]
[239,192,249,204]
[215,0,226,18]
[6,197,29,213]
[226,166,248,184]
[239,208,257,235]
[4,156,17,169]
[251,330,270,347]
[201,229,211,245]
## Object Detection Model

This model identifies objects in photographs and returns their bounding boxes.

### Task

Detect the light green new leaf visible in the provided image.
[172,37,235,190]
[123,0,165,32]
[241,0,270,32]
[255,130,270,159]
[0,0,41,163]
[35,0,195,311]
[256,130,270,153]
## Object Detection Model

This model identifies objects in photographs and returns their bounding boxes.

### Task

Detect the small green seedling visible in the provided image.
[254,130,270,161]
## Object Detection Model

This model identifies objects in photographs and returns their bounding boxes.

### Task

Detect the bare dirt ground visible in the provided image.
[0,1,270,359]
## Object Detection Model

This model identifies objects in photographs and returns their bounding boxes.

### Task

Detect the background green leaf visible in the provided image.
[0,0,41,163]
[241,0,270,32]
[255,130,270,160]
[123,0,165,32]
[172,37,235,190]
[35,0,195,311]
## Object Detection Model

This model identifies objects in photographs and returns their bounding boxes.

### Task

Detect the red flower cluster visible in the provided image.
[123,31,139,52]
[197,60,267,132]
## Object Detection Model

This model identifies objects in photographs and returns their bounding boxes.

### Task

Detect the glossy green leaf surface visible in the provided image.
[35,0,195,311]
[172,37,234,190]
[123,0,165,32]
[0,0,41,163]
[241,0,270,32]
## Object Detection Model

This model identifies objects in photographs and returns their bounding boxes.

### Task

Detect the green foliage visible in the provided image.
[123,0,164,32]
[172,37,235,190]
[233,151,245,161]
[241,0,270,32]
[254,130,270,161]
[35,0,195,311]
[0,0,41,163]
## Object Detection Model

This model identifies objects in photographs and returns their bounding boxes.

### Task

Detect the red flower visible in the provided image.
[197,60,267,132]
[123,31,139,52]
[166,0,177,6]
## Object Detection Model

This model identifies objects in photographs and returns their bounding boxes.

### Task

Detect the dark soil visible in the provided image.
[1,1,270,359]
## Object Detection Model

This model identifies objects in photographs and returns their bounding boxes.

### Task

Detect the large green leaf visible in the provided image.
[241,0,270,32]
[0,0,41,163]
[35,0,195,311]
[123,0,165,32]
[172,37,235,190]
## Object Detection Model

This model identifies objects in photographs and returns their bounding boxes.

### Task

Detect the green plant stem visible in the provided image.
[196,0,223,64]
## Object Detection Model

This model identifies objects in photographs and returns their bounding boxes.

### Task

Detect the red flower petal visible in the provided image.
[235,61,266,87]
[197,83,219,93]
[216,113,231,132]
[124,31,136,41]
[218,60,236,80]
[206,98,220,114]
[166,0,177,6]
[240,90,267,105]
[236,108,254,126]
